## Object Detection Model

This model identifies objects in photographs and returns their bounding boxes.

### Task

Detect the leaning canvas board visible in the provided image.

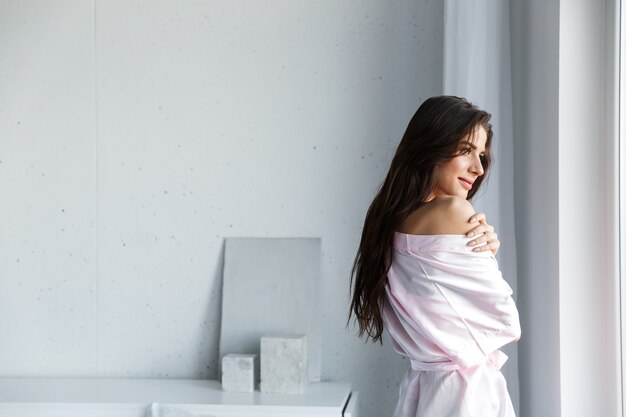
[219,237,321,382]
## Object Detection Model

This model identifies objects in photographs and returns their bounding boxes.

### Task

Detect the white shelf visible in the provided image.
[0,378,354,417]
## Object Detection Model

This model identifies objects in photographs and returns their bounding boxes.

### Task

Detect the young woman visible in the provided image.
[349,96,521,417]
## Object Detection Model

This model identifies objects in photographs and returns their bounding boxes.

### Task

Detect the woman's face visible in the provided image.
[428,126,487,200]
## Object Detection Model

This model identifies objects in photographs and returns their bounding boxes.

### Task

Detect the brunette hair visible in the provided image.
[348,95,493,343]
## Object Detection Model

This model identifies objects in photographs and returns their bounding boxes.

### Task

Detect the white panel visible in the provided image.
[621,0,626,414]
[221,238,320,382]
[0,0,96,375]
[559,0,621,416]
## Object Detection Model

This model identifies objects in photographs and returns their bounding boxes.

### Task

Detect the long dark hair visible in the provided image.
[348,95,494,343]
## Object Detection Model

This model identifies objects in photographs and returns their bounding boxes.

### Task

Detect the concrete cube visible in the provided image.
[260,334,307,394]
[221,353,257,392]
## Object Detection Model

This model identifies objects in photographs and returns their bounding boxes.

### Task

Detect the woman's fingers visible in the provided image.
[471,237,500,253]
[469,212,487,224]
[466,213,493,237]
[466,212,500,255]
[468,232,497,247]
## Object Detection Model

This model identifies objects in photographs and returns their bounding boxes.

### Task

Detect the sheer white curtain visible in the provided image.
[443,0,519,414]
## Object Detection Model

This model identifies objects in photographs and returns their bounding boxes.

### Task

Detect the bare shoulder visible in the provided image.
[398,196,477,235]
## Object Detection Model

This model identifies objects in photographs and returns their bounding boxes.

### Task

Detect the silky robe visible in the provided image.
[383,232,521,417]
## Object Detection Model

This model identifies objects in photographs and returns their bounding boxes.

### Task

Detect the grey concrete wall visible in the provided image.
[0,1,444,416]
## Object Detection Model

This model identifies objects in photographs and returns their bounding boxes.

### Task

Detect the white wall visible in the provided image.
[0,1,444,416]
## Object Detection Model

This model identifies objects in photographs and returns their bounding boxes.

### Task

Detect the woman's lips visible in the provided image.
[459,178,472,190]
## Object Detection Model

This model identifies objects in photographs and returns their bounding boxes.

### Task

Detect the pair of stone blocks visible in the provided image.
[221,334,307,394]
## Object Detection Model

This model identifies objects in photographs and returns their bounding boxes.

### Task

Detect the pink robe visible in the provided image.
[383,232,521,417]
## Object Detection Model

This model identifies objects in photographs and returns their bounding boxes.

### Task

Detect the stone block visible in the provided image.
[260,334,307,394]
[221,353,257,392]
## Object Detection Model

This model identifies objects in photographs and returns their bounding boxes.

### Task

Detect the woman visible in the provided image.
[349,96,521,417]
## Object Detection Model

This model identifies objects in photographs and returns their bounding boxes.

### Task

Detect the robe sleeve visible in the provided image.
[386,248,521,369]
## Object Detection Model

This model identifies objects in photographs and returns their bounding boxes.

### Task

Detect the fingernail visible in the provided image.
[467,232,474,237]
[473,247,480,252]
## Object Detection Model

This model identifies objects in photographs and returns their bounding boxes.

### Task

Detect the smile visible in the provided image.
[458,178,473,190]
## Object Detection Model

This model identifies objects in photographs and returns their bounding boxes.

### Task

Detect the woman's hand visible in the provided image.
[466,213,500,256]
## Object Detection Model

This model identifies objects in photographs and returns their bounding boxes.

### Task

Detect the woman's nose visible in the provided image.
[470,156,484,176]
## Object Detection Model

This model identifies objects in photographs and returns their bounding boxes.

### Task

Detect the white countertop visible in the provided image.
[0,378,353,416]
